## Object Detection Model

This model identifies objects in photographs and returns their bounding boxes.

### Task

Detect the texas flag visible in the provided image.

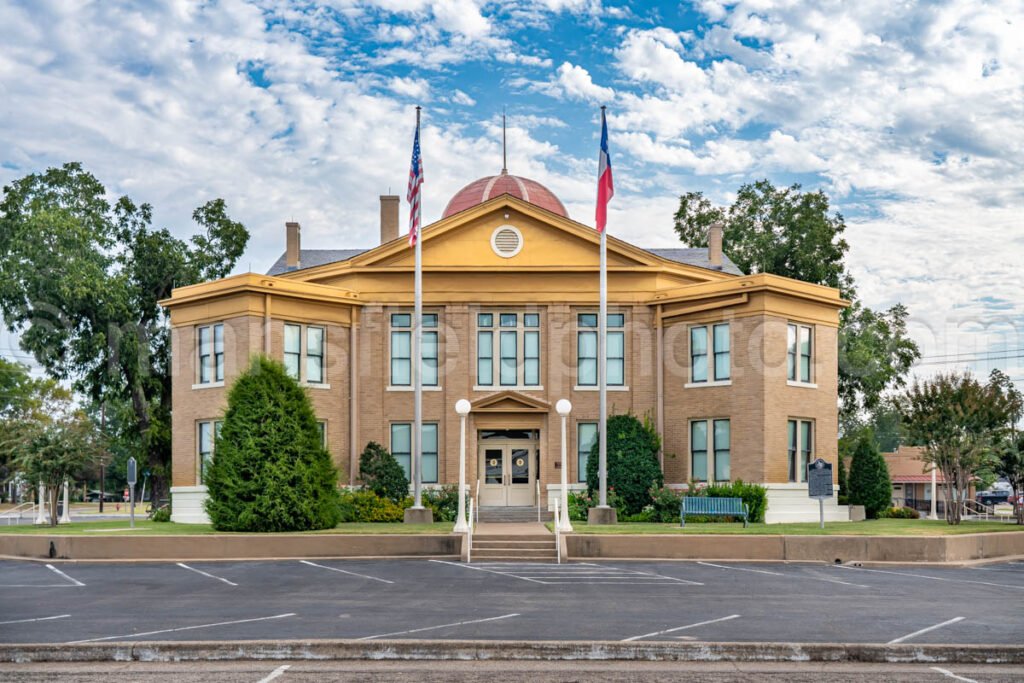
[595,107,614,233]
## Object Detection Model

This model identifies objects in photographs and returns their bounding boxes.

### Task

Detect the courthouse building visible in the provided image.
[163,170,850,524]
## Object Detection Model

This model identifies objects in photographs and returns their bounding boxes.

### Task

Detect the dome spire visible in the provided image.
[501,109,508,175]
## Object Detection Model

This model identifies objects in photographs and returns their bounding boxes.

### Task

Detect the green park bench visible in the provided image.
[681,496,749,527]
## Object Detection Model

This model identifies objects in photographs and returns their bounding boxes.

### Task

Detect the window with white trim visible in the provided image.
[390,422,438,483]
[690,323,730,383]
[787,323,813,383]
[577,313,625,386]
[577,422,597,483]
[197,323,224,384]
[788,419,814,482]
[283,323,326,384]
[197,420,223,483]
[690,418,730,482]
[476,312,540,387]
[390,313,438,387]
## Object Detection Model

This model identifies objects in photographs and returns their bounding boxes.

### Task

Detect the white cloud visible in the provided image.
[450,89,476,106]
[387,75,430,99]
[549,61,614,101]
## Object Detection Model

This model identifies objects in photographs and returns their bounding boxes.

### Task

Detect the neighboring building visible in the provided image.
[883,445,975,516]
[162,171,849,524]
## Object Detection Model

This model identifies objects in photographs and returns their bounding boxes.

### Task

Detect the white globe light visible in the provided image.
[555,399,572,416]
[455,399,472,416]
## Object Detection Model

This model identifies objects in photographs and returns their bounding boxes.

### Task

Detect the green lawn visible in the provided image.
[0,520,456,535]
[553,519,1023,536]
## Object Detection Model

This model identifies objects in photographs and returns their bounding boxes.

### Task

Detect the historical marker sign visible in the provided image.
[807,458,833,498]
[127,457,138,486]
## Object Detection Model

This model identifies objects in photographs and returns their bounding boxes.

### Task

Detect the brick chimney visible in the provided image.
[286,221,301,271]
[708,222,723,269]
[380,195,400,244]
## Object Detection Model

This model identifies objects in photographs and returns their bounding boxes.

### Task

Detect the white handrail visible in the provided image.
[1,502,35,525]
[554,497,561,565]
[537,479,541,522]
[467,496,474,564]
[475,479,480,523]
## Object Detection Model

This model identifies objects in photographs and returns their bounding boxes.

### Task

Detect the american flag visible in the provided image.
[407,118,424,246]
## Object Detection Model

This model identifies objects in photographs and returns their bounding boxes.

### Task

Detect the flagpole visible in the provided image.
[598,211,608,509]
[412,105,424,511]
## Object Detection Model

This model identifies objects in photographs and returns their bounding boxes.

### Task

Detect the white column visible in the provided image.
[34,482,47,524]
[929,465,938,520]
[454,399,471,532]
[556,399,573,532]
[59,480,72,524]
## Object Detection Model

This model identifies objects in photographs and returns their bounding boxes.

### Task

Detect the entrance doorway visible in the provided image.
[478,430,538,507]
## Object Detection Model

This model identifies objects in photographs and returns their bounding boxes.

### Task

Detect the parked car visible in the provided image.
[86,490,121,503]
[976,490,1011,506]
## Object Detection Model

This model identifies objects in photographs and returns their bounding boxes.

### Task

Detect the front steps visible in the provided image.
[470,522,557,562]
[478,506,553,523]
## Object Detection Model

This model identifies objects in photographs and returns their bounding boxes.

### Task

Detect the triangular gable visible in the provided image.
[285,195,732,283]
[471,390,551,413]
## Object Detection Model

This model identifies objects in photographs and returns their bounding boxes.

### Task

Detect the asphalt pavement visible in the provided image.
[2,557,1023,646]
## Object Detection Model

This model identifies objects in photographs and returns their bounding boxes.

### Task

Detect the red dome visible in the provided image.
[442,172,568,219]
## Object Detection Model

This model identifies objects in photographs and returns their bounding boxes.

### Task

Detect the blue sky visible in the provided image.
[1,0,1023,385]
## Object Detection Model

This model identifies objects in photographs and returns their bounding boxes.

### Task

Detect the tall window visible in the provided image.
[577,313,625,386]
[788,419,814,482]
[197,420,223,483]
[690,323,730,383]
[690,418,730,482]
[787,323,813,383]
[318,421,327,448]
[284,323,325,383]
[197,323,224,384]
[577,422,597,483]
[389,313,438,387]
[477,312,540,387]
[390,422,438,484]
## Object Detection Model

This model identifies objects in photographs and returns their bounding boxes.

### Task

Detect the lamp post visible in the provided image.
[556,399,573,533]
[929,465,938,520]
[453,399,472,533]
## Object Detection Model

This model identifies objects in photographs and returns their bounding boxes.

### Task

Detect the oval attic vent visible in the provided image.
[491,225,523,258]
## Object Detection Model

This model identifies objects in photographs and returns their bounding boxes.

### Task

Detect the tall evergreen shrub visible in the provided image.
[359,441,409,503]
[847,432,893,519]
[586,414,663,515]
[204,356,341,531]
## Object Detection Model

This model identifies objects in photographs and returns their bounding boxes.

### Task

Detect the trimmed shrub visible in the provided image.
[878,506,919,519]
[338,489,406,522]
[204,356,341,532]
[423,485,459,522]
[359,441,409,503]
[150,506,171,523]
[847,432,893,519]
[568,489,625,521]
[585,414,663,516]
[650,486,685,523]
[701,480,768,524]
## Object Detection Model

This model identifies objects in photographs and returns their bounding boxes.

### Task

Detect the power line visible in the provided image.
[914,353,1024,367]
[918,347,1024,361]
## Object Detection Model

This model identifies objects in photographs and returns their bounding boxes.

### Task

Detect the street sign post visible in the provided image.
[127,457,137,529]
[807,458,833,530]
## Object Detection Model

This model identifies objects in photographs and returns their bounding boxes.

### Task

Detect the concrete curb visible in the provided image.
[3,640,1023,664]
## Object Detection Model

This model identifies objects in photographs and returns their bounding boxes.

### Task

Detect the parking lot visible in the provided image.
[1,558,1023,646]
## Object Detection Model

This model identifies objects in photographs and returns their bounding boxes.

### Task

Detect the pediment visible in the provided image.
[471,390,551,413]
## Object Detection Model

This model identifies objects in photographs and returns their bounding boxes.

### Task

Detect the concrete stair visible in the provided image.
[478,506,553,523]
[470,524,557,562]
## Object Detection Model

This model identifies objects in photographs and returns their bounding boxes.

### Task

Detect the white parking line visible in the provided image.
[834,565,1024,590]
[433,561,703,586]
[0,614,70,625]
[46,564,84,586]
[622,614,741,642]
[887,616,965,644]
[256,664,291,683]
[177,562,238,587]
[67,613,296,644]
[696,562,868,587]
[930,666,978,683]
[429,560,546,584]
[697,561,783,576]
[356,613,520,640]
[299,560,394,584]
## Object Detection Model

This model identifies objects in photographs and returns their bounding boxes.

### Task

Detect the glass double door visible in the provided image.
[479,443,535,507]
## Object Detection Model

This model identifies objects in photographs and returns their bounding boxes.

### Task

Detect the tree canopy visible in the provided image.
[674,179,920,428]
[0,163,248,502]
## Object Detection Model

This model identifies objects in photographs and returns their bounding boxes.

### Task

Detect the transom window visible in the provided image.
[390,313,438,387]
[690,419,730,483]
[787,323,813,383]
[788,419,814,482]
[284,323,326,384]
[477,312,541,387]
[391,422,438,483]
[197,420,223,483]
[577,313,625,386]
[690,323,730,383]
[197,323,224,384]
